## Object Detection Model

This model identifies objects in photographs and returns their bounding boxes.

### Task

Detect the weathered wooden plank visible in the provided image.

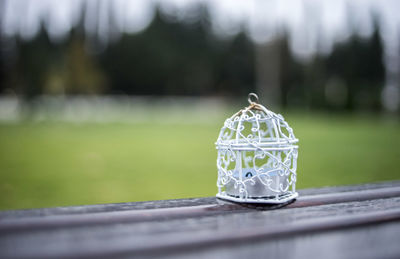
[1,197,400,258]
[169,222,400,259]
[1,182,400,258]
[1,186,400,232]
[1,181,399,219]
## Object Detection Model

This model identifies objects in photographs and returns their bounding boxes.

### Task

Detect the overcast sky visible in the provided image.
[2,0,400,58]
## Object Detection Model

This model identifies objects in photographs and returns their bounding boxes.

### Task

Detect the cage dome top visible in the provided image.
[216,93,298,151]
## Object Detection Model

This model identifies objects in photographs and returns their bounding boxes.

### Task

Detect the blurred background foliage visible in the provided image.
[0,1,390,110]
[0,0,399,210]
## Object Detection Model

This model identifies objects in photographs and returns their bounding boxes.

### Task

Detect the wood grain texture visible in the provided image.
[1,180,398,219]
[1,186,400,233]
[0,181,399,259]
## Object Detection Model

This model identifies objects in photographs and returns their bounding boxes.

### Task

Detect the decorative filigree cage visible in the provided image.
[216,93,299,204]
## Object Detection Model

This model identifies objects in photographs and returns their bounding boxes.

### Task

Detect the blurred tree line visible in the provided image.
[0,3,385,111]
[274,22,384,111]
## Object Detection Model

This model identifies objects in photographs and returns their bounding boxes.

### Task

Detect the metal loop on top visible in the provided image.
[248,93,259,104]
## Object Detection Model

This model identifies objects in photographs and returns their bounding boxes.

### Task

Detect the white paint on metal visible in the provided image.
[216,93,299,204]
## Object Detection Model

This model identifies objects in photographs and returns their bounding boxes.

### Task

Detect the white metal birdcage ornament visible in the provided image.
[216,93,299,204]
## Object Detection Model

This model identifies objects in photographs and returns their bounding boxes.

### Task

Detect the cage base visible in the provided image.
[216,191,298,204]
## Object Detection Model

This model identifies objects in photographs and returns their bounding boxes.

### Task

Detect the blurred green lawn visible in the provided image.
[0,113,399,210]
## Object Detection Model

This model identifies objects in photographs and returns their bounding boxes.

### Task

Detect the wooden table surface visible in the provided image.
[1,181,400,259]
